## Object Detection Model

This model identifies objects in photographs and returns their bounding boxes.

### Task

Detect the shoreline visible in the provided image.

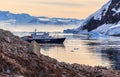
[0,29,120,77]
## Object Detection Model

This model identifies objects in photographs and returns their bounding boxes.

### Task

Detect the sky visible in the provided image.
[0,0,108,19]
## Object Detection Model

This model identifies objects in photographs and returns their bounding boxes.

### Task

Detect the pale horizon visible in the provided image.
[0,0,108,19]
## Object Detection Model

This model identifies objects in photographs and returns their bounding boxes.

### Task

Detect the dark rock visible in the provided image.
[82,0,120,31]
[28,40,40,57]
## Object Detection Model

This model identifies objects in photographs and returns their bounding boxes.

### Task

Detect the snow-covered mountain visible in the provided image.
[37,17,83,25]
[0,11,83,25]
[66,0,120,35]
[0,11,38,25]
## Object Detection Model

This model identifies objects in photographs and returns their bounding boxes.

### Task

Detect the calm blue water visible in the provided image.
[3,24,120,70]
[14,32,120,70]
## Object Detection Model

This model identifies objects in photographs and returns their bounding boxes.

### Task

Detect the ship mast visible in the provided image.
[35,28,37,35]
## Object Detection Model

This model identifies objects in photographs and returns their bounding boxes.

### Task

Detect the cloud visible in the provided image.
[26,1,84,7]
[25,0,107,7]
[40,2,83,7]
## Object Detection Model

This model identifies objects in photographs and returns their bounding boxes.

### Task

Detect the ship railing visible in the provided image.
[50,32,65,38]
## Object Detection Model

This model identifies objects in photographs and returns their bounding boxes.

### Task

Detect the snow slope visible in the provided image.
[92,23,120,36]
[76,0,120,36]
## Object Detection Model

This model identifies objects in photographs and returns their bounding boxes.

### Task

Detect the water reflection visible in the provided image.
[14,32,120,69]
[41,39,111,67]
[40,44,65,51]
[85,39,120,69]
[101,48,120,70]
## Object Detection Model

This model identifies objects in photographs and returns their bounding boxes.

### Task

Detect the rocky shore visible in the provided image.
[0,29,120,77]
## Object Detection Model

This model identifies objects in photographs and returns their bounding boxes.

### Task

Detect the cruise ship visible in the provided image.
[21,31,66,44]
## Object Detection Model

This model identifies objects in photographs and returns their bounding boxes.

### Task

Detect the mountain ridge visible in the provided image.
[64,0,120,35]
[81,0,120,32]
[0,11,83,25]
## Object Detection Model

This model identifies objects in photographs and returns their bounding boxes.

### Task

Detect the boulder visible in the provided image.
[28,40,41,57]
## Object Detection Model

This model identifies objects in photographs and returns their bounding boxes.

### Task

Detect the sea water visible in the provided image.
[3,24,120,70]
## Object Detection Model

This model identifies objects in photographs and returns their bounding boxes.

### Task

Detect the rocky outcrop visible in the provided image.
[81,0,120,31]
[0,29,120,77]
